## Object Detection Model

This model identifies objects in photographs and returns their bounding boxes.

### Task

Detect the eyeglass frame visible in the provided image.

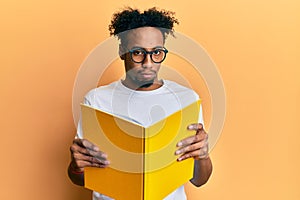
[127,47,169,64]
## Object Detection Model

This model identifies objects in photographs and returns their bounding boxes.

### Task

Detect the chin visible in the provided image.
[136,79,155,88]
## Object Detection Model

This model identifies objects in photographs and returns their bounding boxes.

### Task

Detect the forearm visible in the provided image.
[68,162,84,186]
[190,156,213,187]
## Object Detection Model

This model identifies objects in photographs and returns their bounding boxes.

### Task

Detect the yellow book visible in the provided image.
[81,100,201,200]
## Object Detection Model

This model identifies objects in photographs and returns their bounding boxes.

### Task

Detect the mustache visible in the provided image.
[136,69,156,73]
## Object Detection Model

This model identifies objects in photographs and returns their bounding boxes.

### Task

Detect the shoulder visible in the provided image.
[83,81,119,104]
[164,80,195,91]
[163,80,200,99]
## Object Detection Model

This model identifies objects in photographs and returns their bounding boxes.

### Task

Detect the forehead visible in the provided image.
[124,27,164,49]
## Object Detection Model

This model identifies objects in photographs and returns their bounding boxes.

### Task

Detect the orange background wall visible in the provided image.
[1,0,299,200]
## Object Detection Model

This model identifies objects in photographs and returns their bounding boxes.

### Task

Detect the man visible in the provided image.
[68,7,212,200]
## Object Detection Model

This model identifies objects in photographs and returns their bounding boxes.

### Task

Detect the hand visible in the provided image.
[69,138,110,173]
[175,123,209,161]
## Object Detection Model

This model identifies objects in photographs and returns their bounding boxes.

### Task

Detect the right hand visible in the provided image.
[69,138,110,173]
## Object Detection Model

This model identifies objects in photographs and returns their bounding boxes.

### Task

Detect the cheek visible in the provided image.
[125,61,140,73]
[124,55,136,70]
[153,64,161,72]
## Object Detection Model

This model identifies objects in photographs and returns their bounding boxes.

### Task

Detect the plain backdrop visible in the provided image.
[0,0,299,200]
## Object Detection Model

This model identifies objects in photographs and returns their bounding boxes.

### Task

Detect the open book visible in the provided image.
[81,99,201,200]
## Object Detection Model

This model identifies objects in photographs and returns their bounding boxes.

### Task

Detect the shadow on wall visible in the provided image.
[68,187,92,200]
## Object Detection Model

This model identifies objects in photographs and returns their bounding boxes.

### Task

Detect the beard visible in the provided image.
[126,70,157,89]
[130,77,155,88]
[138,80,154,88]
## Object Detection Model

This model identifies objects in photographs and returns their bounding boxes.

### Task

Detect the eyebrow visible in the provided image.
[130,46,164,50]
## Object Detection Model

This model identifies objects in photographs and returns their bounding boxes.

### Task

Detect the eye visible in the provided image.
[132,49,145,56]
[152,49,162,55]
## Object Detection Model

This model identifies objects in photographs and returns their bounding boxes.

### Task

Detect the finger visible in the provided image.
[70,144,108,162]
[81,147,108,160]
[90,162,109,168]
[187,123,203,131]
[73,138,100,151]
[177,145,209,161]
[187,123,207,136]
[75,160,109,169]
[175,139,208,155]
[177,133,207,147]
[73,153,110,168]
[71,139,108,158]
[73,151,110,164]
[177,150,201,161]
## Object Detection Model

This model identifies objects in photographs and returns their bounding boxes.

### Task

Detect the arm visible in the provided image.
[68,138,110,186]
[176,123,213,187]
[191,156,212,187]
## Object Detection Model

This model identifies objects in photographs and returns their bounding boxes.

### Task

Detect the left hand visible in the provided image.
[175,123,209,161]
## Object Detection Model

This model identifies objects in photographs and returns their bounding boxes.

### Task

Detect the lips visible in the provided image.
[139,71,155,77]
[140,72,153,76]
[140,73,153,79]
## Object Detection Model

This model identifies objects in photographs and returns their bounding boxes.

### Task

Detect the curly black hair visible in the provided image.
[109,7,179,45]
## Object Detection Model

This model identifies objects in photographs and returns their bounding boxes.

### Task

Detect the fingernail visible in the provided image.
[94,146,99,151]
[177,157,182,162]
[102,154,108,158]
[177,142,183,147]
[175,150,181,155]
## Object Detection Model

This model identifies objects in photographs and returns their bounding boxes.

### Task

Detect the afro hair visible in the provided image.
[108,7,179,45]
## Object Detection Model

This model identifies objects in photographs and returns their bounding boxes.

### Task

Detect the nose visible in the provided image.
[142,54,152,68]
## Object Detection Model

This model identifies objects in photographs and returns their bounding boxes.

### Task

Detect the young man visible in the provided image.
[68,7,212,200]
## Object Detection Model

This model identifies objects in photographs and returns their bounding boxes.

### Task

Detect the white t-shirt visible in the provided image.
[77,80,204,200]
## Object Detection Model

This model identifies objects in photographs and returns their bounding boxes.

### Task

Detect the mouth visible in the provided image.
[139,72,155,79]
[140,73,153,78]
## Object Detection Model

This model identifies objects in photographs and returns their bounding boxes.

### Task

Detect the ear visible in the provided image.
[119,44,125,60]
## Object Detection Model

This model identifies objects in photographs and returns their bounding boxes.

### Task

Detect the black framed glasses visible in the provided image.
[128,47,168,63]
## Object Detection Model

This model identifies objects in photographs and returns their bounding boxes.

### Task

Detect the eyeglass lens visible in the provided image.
[130,48,167,63]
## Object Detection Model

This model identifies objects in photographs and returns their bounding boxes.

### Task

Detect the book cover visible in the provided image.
[81,99,201,200]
